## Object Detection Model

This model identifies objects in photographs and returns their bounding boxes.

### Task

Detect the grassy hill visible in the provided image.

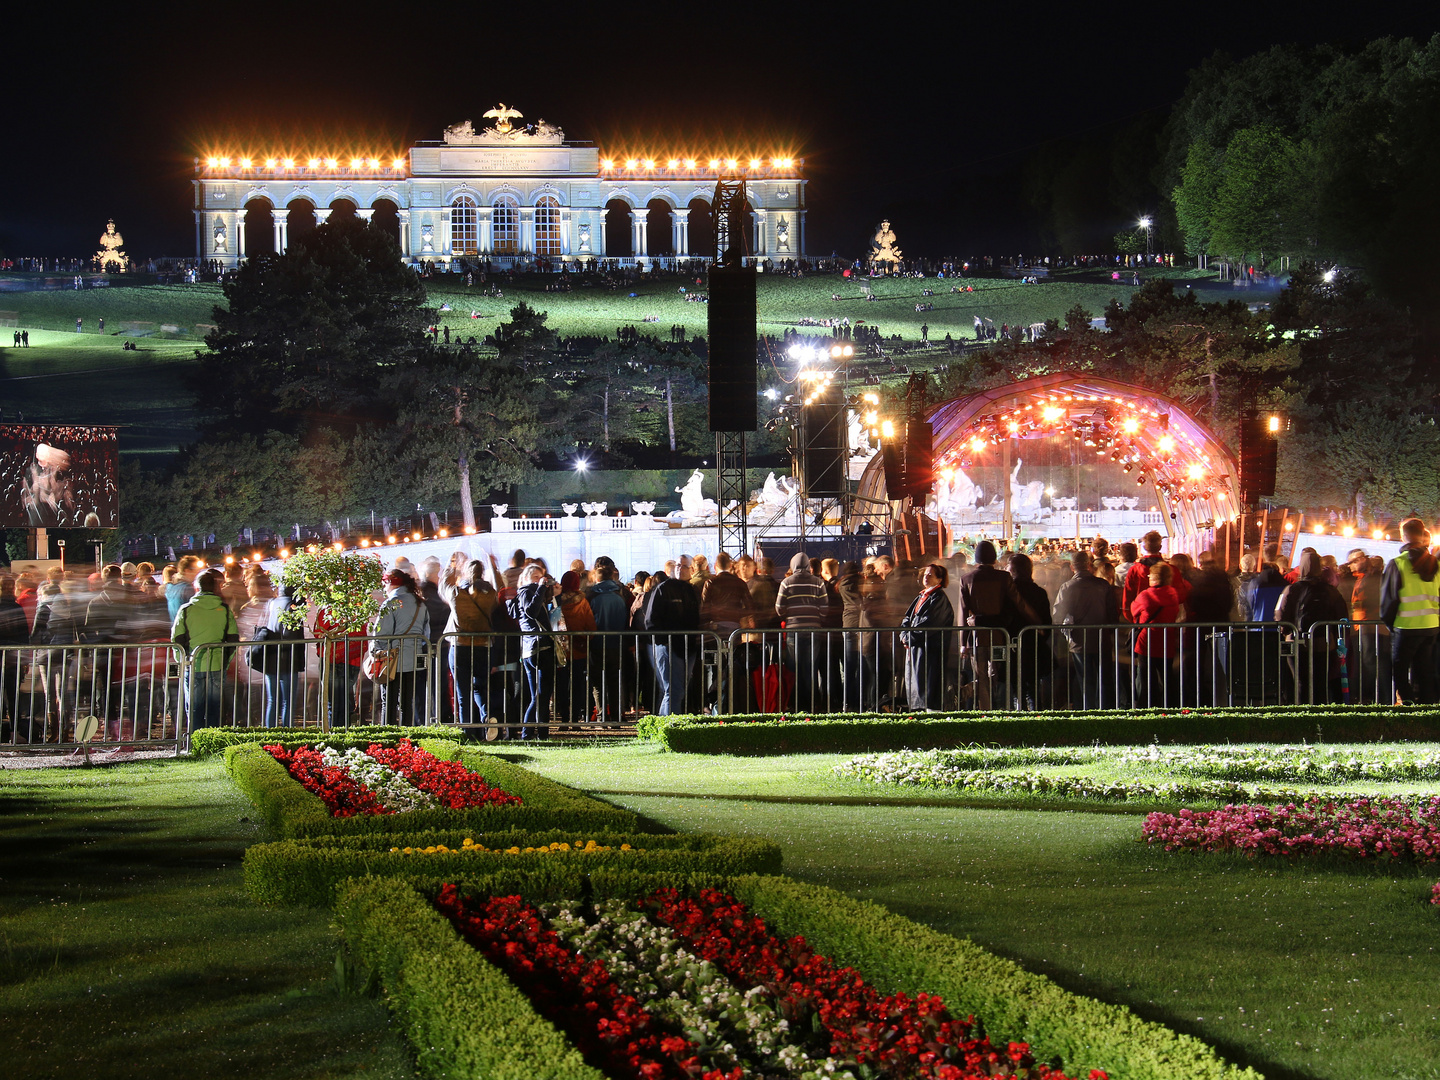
[425,270,1148,343]
[0,270,1194,461]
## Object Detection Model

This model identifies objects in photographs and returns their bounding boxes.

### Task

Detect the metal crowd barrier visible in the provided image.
[723,626,1015,714]
[0,641,183,750]
[432,629,726,739]
[1304,619,1392,706]
[1012,621,1300,710]
[190,633,432,733]
[0,620,1415,755]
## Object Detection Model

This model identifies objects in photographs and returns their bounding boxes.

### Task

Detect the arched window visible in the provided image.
[535,196,561,256]
[493,195,519,255]
[450,195,478,255]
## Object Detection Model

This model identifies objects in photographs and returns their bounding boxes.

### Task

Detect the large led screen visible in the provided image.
[0,424,119,528]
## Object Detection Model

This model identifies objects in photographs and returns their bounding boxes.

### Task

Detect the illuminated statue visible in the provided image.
[95,219,128,272]
[868,219,901,272]
[213,221,227,253]
[674,469,719,519]
[483,103,524,134]
[776,216,790,251]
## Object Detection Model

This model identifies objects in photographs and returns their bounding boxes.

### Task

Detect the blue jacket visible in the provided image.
[587,578,630,633]
[1243,566,1287,623]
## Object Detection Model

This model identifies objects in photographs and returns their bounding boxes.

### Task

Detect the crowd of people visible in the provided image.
[2,519,1436,744]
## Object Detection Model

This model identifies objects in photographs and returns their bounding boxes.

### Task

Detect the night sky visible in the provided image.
[2,2,1434,261]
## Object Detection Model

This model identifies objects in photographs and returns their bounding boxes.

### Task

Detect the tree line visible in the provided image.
[122,217,732,542]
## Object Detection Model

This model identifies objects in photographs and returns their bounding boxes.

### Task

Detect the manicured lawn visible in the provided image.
[0,332,200,455]
[0,281,220,337]
[0,757,415,1080]
[425,272,1142,344]
[514,742,1440,1080]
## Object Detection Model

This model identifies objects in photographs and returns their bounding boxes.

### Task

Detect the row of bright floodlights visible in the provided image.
[195,156,802,174]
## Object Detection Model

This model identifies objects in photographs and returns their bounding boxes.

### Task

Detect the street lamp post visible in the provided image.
[1138,216,1153,257]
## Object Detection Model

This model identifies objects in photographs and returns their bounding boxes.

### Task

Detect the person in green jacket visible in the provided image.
[171,569,239,730]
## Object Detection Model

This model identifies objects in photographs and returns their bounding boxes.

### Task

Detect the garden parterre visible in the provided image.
[336,870,1255,1080]
[212,732,1262,1078]
[833,742,1440,806]
[264,739,523,816]
[223,735,639,837]
[443,883,1100,1080]
[243,828,782,906]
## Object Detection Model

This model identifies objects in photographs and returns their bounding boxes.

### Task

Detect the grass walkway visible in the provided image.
[0,758,413,1080]
[515,743,1440,1080]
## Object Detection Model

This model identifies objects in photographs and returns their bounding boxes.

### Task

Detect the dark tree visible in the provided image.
[197,216,431,435]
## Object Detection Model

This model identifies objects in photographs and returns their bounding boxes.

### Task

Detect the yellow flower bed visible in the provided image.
[388,838,636,856]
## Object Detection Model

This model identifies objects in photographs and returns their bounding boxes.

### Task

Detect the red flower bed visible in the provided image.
[265,744,390,818]
[643,887,1095,1080]
[1142,796,1440,861]
[365,739,523,808]
[434,885,727,1080]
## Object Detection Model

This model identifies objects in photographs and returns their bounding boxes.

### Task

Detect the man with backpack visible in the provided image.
[171,569,240,731]
[959,541,1029,709]
[440,556,496,732]
[1275,550,1350,703]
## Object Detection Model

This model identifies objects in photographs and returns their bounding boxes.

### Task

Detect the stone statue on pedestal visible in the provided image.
[868,220,902,272]
[95,220,128,272]
[674,469,719,520]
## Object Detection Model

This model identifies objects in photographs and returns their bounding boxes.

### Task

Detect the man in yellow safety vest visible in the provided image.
[1380,517,1439,704]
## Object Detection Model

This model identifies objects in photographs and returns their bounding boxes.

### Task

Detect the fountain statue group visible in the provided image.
[929,461,1048,523]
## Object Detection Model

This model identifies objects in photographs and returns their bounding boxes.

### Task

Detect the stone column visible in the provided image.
[632,207,649,257]
[752,209,767,257]
[236,213,247,257]
[315,208,332,224]
[358,207,374,222]
[559,208,572,256]
[440,209,452,256]
[398,209,411,258]
[673,209,691,256]
[519,207,536,258]
[275,214,287,253]
[478,207,493,254]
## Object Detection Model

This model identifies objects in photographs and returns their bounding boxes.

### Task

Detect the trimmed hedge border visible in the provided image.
[247,829,783,906]
[335,876,603,1080]
[223,740,639,839]
[335,870,1258,1080]
[192,724,406,757]
[641,705,1440,755]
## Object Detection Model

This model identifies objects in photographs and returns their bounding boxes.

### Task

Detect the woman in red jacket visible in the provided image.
[1132,562,1182,707]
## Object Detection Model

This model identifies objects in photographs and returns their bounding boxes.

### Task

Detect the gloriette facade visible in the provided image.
[192,106,806,269]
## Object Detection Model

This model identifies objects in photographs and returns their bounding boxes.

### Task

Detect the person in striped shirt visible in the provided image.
[776,552,829,711]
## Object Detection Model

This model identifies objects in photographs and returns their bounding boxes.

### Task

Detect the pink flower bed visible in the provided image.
[1142,796,1440,862]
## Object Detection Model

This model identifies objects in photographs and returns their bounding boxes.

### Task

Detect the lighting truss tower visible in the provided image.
[710,173,754,556]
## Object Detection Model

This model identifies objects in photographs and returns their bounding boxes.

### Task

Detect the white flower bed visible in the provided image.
[319,745,437,813]
[1112,743,1440,783]
[834,743,1440,804]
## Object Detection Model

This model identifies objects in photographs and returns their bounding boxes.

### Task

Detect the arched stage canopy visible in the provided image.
[855,371,1241,550]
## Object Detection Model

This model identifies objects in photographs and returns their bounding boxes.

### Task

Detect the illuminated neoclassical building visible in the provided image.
[192,106,807,269]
